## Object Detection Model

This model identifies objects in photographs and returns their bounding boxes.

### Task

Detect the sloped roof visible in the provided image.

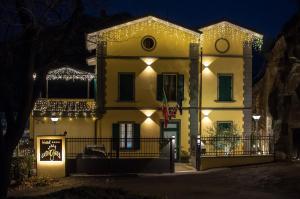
[86,16,203,50]
[199,21,263,39]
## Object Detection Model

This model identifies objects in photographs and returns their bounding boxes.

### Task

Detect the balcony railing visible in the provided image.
[32,98,96,118]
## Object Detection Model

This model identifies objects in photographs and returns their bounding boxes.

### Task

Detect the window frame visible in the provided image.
[216,73,234,102]
[118,72,135,102]
[118,121,135,150]
[162,73,178,102]
[216,121,233,132]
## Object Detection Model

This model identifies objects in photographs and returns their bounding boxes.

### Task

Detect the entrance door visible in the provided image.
[292,129,300,159]
[161,121,180,161]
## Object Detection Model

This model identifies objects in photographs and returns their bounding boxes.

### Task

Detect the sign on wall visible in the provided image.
[40,139,62,161]
[36,135,66,177]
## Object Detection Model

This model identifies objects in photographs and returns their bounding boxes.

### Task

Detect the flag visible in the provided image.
[162,88,169,128]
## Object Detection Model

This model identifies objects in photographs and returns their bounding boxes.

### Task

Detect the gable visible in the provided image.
[87,16,202,51]
[199,21,263,51]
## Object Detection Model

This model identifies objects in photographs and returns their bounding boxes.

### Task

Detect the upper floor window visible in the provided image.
[156,74,184,102]
[218,74,233,102]
[118,73,135,101]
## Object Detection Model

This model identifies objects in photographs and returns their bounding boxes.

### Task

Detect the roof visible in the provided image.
[89,15,202,37]
[87,16,203,50]
[199,21,263,39]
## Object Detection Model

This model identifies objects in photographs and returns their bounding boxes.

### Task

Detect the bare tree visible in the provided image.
[0,0,87,198]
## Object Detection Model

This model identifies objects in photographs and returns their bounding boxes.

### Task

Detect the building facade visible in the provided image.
[30,16,263,163]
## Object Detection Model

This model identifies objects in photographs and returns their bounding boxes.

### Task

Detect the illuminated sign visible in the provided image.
[40,139,62,161]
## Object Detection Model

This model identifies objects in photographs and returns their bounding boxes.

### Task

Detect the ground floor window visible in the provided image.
[120,123,133,149]
[217,121,233,133]
[112,122,140,150]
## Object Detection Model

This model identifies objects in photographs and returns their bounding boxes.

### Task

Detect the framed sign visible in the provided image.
[40,139,62,161]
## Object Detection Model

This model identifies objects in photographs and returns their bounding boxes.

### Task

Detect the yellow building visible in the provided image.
[31,16,264,164]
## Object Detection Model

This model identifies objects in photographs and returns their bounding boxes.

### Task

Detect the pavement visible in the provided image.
[8,162,300,199]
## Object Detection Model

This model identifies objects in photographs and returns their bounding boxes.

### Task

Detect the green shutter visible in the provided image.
[177,74,184,102]
[112,123,119,150]
[219,75,232,101]
[157,74,163,101]
[93,79,97,101]
[133,123,140,150]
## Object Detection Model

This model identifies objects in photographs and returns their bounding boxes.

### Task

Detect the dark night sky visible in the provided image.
[90,0,298,40]
[86,0,299,78]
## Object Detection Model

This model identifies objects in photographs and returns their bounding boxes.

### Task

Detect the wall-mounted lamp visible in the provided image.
[140,57,158,66]
[202,110,211,118]
[50,117,59,122]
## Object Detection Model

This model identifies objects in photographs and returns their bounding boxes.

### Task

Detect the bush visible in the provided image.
[10,155,35,185]
[180,150,190,163]
[206,122,241,155]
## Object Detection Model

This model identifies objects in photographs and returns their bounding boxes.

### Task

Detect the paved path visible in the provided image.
[9,162,300,199]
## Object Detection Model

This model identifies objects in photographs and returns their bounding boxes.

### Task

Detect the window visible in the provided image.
[141,35,156,51]
[157,74,184,102]
[118,73,135,101]
[112,123,140,150]
[119,123,133,149]
[218,74,233,101]
[217,121,233,132]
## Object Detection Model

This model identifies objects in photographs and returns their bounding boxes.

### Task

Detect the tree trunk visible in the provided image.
[0,145,13,199]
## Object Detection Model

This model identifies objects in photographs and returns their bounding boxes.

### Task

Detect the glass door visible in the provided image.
[161,121,180,161]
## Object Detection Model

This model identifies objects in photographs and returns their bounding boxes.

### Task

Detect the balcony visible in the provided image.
[33,98,96,118]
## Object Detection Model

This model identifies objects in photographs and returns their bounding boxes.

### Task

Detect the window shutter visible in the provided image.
[112,123,119,150]
[177,74,184,102]
[133,123,140,150]
[219,75,232,101]
[157,74,163,101]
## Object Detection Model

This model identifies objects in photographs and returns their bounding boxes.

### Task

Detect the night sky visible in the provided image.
[86,0,299,78]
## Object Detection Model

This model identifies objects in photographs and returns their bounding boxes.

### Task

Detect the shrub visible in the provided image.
[205,122,241,155]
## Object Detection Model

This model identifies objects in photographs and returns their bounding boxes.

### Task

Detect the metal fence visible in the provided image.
[198,135,274,157]
[66,137,174,159]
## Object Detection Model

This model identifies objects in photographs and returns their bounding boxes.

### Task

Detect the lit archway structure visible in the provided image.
[46,66,95,98]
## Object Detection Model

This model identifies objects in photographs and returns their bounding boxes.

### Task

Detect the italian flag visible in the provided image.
[162,88,169,128]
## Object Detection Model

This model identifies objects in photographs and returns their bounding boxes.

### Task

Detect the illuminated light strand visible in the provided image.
[87,16,201,50]
[200,21,263,51]
[46,67,95,81]
[33,99,96,117]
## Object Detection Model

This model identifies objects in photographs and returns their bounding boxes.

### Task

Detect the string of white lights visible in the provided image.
[46,67,95,81]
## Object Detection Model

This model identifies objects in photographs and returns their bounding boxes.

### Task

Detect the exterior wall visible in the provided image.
[31,117,95,138]
[30,18,252,161]
[200,156,274,170]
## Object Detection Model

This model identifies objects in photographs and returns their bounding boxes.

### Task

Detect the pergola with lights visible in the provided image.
[33,66,96,118]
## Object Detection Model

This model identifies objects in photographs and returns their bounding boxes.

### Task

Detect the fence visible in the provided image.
[198,135,274,157]
[66,137,173,159]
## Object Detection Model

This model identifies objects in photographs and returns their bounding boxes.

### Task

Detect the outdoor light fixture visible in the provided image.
[33,73,37,80]
[252,114,261,121]
[202,110,211,118]
[50,117,59,122]
[140,57,158,65]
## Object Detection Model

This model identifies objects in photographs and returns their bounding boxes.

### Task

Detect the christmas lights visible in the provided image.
[33,99,96,117]
[46,67,95,81]
[87,16,201,50]
[200,21,263,50]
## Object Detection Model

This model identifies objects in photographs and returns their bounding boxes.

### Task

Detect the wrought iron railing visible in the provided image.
[32,98,96,117]
[66,137,173,159]
[198,135,274,157]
